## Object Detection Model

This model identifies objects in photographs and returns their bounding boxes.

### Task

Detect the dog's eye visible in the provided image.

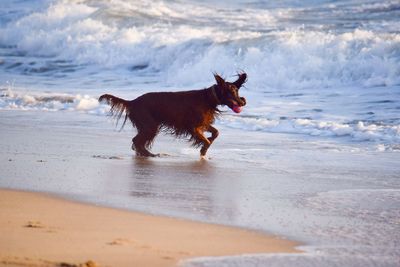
[229,85,238,95]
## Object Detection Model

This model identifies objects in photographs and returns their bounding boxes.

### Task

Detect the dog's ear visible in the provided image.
[233,72,247,89]
[214,73,226,87]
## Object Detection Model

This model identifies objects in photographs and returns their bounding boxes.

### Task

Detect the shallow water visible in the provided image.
[0,0,399,266]
[1,110,399,267]
[1,0,400,148]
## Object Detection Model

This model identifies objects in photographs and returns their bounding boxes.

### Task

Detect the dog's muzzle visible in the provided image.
[239,97,246,106]
[230,97,246,113]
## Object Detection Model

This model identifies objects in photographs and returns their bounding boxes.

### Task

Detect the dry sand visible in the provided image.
[0,189,299,267]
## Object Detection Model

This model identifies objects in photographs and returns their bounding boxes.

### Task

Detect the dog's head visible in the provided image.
[214,72,247,113]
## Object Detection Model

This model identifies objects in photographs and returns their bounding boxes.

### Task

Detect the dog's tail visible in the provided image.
[99,94,130,129]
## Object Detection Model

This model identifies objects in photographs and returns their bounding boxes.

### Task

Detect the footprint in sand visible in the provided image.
[60,260,98,267]
[25,221,45,229]
[107,238,131,246]
[24,221,58,233]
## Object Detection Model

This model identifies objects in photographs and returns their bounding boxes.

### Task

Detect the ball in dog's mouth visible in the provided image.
[232,104,243,113]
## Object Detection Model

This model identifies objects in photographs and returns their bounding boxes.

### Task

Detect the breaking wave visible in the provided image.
[0,0,399,90]
[0,88,103,113]
[1,88,399,149]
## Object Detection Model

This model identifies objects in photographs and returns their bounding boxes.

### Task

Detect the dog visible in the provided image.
[99,72,247,157]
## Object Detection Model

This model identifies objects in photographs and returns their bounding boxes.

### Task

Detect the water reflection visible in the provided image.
[129,157,239,222]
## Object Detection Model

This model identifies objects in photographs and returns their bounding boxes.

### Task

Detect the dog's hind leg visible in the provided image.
[132,124,159,157]
[132,131,158,157]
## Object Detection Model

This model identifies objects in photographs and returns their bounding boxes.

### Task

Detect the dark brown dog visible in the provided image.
[99,73,247,157]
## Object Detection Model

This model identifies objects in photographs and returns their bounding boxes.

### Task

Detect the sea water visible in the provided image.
[0,0,399,266]
[1,0,399,147]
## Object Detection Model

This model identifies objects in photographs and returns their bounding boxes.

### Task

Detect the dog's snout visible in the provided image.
[239,97,246,106]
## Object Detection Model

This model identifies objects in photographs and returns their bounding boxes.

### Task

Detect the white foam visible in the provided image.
[1,0,399,150]
[1,88,399,147]
[0,88,105,114]
[1,1,399,90]
[75,94,100,111]
[219,115,400,146]
[1,2,399,267]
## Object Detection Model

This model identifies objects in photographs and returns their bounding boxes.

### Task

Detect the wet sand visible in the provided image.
[2,107,399,267]
[0,189,298,267]
[0,110,300,267]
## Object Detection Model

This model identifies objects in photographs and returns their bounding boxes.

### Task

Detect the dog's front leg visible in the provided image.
[207,125,219,144]
[193,127,211,157]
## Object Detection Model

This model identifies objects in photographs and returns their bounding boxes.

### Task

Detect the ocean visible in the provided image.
[0,0,399,266]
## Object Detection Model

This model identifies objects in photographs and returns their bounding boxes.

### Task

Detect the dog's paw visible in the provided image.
[200,155,209,161]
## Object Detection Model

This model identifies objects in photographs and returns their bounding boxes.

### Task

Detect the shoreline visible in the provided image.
[2,109,398,266]
[0,188,300,267]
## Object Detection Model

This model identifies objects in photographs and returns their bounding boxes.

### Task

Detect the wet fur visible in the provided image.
[99,73,247,157]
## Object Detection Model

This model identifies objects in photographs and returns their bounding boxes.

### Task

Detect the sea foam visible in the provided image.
[0,0,399,90]
[1,88,399,148]
[0,88,104,113]
[0,0,399,150]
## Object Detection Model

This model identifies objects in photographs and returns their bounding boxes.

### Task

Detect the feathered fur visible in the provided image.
[98,94,130,130]
[99,73,247,157]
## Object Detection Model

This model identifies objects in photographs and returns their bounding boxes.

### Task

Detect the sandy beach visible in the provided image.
[0,189,298,267]
[0,110,301,267]
[1,1,400,266]
[0,108,398,267]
